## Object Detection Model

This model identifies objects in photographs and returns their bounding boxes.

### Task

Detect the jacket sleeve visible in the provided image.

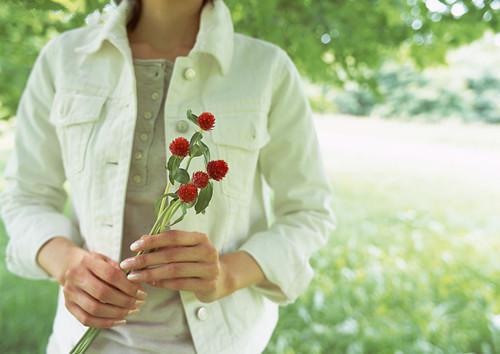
[237,48,337,306]
[0,38,83,281]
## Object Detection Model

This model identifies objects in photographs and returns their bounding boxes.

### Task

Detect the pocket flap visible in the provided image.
[211,112,270,151]
[50,93,107,126]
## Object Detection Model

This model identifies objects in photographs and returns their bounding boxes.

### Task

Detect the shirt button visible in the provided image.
[183,67,196,81]
[133,175,142,184]
[175,120,189,133]
[140,133,148,141]
[151,92,160,100]
[134,151,143,160]
[143,111,152,120]
[196,306,208,321]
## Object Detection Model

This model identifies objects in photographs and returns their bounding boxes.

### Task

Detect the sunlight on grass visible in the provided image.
[264,171,500,354]
[1,135,499,353]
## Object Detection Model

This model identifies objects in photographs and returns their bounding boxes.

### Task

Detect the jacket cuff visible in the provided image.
[237,233,315,306]
[5,213,82,280]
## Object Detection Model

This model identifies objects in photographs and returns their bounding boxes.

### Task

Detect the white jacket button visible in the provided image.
[196,306,208,321]
[183,68,196,81]
[176,120,189,133]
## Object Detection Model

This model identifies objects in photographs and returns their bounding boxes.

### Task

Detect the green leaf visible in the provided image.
[190,131,202,148]
[195,182,213,214]
[167,155,182,184]
[167,154,175,171]
[200,141,211,166]
[168,203,187,227]
[174,168,190,184]
[186,109,199,125]
[189,144,204,157]
[167,155,182,172]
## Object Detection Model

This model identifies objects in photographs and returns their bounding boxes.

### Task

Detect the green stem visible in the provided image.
[185,156,194,171]
[159,199,182,231]
[69,188,179,353]
[149,201,171,236]
[69,184,182,354]
[157,182,171,220]
[69,327,100,353]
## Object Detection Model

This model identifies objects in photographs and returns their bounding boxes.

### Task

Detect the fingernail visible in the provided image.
[120,258,135,269]
[136,290,147,300]
[127,308,140,316]
[130,240,144,251]
[127,272,141,280]
[113,320,127,326]
[135,300,146,308]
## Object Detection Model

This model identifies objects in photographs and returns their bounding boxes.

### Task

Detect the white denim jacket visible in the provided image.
[0,0,336,353]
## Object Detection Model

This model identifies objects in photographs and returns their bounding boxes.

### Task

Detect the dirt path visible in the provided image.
[314,114,500,193]
[2,115,500,192]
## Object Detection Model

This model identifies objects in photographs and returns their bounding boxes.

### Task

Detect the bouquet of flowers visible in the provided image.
[70,109,229,353]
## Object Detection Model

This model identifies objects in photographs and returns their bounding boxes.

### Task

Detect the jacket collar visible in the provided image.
[74,0,234,76]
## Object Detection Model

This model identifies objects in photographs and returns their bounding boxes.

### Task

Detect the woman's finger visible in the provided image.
[129,230,208,252]
[86,256,145,298]
[154,277,216,291]
[74,269,139,309]
[70,287,139,319]
[119,244,214,271]
[66,301,128,329]
[102,254,146,292]
[126,262,218,283]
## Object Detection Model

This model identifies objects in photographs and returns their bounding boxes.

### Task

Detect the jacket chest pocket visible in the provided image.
[210,110,270,205]
[49,93,106,178]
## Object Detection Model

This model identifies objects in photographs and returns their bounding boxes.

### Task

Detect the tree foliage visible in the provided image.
[0,0,499,120]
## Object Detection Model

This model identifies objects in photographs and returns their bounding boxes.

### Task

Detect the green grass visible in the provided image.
[0,221,58,353]
[264,173,500,354]
[1,170,499,353]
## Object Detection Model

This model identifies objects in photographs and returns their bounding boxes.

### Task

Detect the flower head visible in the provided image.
[177,183,198,203]
[192,171,210,189]
[169,137,190,157]
[197,112,216,131]
[207,160,229,181]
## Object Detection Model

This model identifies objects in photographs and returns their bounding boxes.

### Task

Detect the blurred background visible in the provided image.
[1,0,499,353]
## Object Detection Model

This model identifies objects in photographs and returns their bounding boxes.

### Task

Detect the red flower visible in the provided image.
[197,112,215,131]
[207,160,229,181]
[169,137,190,157]
[177,183,198,203]
[192,171,209,189]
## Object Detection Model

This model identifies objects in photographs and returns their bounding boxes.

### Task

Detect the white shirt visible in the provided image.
[0,0,336,353]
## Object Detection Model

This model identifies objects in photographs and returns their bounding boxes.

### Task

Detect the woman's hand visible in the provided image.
[119,230,234,303]
[61,247,147,328]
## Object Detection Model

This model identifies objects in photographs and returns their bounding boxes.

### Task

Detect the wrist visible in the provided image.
[219,250,267,293]
[220,253,238,295]
[58,245,87,285]
[36,237,85,285]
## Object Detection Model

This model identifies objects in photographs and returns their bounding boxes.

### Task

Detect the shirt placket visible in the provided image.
[128,61,167,189]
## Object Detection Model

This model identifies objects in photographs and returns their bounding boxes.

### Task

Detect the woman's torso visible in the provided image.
[42,2,289,350]
[86,57,197,354]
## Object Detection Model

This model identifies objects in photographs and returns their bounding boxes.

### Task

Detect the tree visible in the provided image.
[0,0,498,120]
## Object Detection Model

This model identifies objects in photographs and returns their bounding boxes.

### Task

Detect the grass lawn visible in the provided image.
[1,117,499,353]
[0,222,58,353]
[264,172,500,354]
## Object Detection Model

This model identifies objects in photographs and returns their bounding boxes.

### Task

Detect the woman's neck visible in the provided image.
[127,0,204,60]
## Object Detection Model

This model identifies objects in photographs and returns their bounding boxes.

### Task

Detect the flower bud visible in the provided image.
[177,183,198,203]
[207,160,229,181]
